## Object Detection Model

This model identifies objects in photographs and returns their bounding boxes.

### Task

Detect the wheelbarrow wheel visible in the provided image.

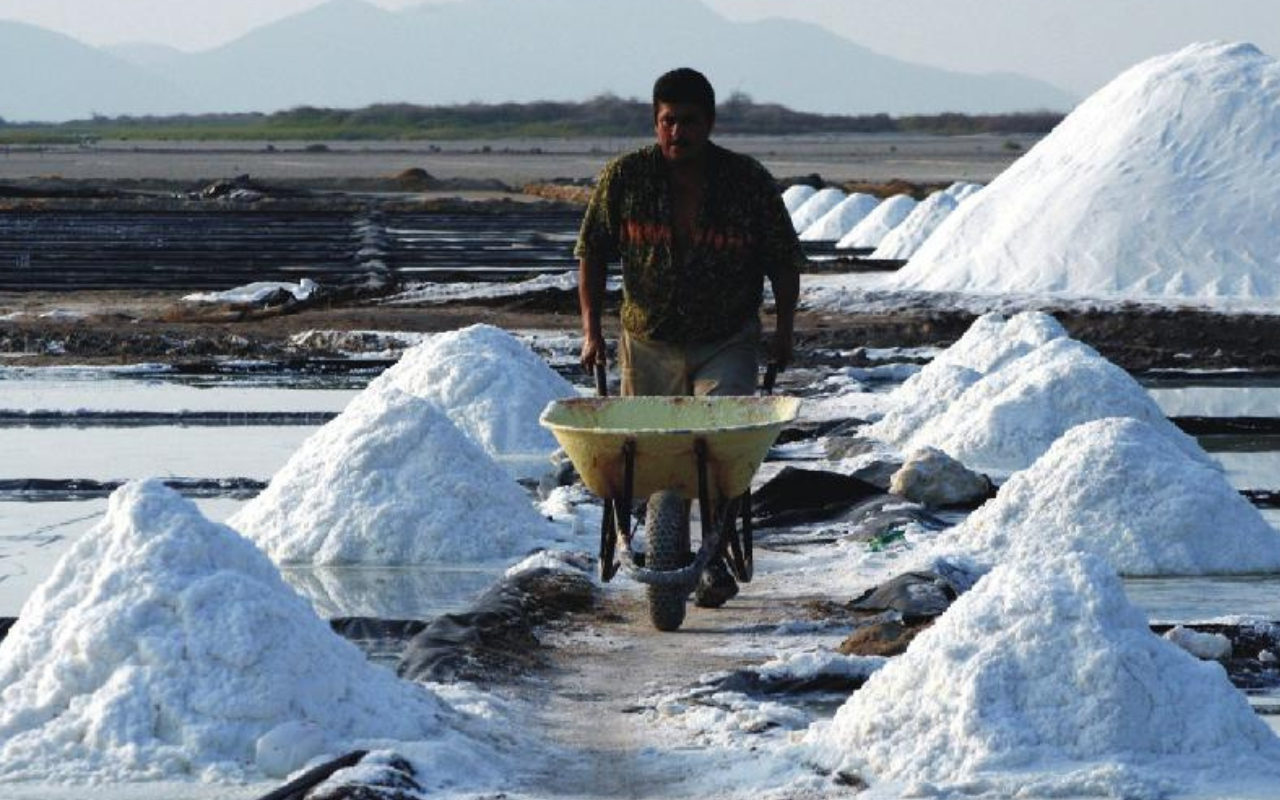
[645,490,690,631]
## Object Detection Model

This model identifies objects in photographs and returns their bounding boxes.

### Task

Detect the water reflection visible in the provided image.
[1124,574,1280,623]
[0,426,316,481]
[1148,385,1280,418]
[1210,450,1280,492]
[281,565,502,619]
[0,377,359,415]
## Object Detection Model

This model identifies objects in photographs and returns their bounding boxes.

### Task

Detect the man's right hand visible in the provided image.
[580,332,606,371]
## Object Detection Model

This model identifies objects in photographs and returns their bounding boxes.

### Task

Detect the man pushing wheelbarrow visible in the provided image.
[548,67,805,630]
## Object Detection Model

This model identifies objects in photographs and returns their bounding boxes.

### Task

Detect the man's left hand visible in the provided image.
[770,328,793,371]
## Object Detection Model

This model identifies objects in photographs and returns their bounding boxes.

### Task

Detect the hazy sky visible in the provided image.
[2,0,1278,95]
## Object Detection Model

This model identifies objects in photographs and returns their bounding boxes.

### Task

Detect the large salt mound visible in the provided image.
[894,42,1280,303]
[369,324,574,460]
[870,190,958,259]
[781,184,817,214]
[799,193,879,242]
[944,417,1280,575]
[230,387,560,564]
[866,311,1065,447]
[0,481,459,782]
[812,552,1280,796]
[790,187,845,232]
[835,194,917,249]
[906,337,1211,474]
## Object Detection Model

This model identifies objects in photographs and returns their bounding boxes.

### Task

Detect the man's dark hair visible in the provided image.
[653,68,716,120]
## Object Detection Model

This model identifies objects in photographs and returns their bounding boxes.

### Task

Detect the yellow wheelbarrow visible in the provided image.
[539,384,800,631]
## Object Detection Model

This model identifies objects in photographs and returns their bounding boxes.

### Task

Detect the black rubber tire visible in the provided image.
[645,490,690,631]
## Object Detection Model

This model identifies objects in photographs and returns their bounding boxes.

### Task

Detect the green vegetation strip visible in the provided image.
[0,96,1063,144]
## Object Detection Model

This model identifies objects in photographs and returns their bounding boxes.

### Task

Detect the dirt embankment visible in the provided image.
[4,286,1280,373]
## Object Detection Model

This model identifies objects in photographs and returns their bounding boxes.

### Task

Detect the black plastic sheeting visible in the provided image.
[397,564,596,683]
[848,571,964,622]
[751,466,886,529]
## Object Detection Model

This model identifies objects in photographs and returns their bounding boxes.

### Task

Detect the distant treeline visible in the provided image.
[0,94,1064,143]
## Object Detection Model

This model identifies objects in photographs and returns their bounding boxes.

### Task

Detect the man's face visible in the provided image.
[655,102,714,164]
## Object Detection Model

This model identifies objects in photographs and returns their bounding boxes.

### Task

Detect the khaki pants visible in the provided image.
[620,320,760,397]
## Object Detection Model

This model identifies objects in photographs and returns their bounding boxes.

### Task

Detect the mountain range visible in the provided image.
[0,0,1077,123]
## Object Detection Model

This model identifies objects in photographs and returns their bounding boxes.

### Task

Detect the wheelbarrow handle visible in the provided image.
[761,362,779,395]
[594,360,609,398]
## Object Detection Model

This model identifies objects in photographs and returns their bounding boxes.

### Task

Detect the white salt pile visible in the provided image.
[811,552,1280,797]
[781,184,817,214]
[864,362,982,447]
[0,481,465,782]
[790,187,845,232]
[230,387,562,564]
[865,310,1206,474]
[866,311,1066,447]
[906,337,1210,474]
[940,417,1280,575]
[870,190,959,259]
[835,194,918,249]
[1164,626,1234,661]
[183,278,318,305]
[369,324,575,460]
[799,193,879,242]
[929,310,1067,373]
[895,42,1280,304]
[944,180,983,201]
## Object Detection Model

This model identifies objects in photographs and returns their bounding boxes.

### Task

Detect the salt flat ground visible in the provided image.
[0,133,1038,186]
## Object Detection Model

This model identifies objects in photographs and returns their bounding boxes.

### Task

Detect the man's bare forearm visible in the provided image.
[578,257,608,366]
[772,269,798,332]
[769,268,800,367]
[579,257,607,335]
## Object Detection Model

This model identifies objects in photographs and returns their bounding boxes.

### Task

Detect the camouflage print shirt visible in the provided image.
[575,142,805,344]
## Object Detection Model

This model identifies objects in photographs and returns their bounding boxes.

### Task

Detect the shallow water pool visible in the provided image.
[1146,385,1280,418]
[1,426,318,481]
[0,375,360,414]
[0,496,502,619]
[1123,575,1280,623]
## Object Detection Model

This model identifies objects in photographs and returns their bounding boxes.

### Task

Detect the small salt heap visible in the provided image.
[871,190,959,259]
[0,481,464,782]
[929,310,1067,374]
[836,194,918,249]
[906,336,1208,474]
[811,552,1280,797]
[790,187,845,232]
[799,193,879,242]
[781,184,817,214]
[368,323,575,462]
[866,311,1066,448]
[866,311,1207,474]
[231,387,562,564]
[942,417,1280,575]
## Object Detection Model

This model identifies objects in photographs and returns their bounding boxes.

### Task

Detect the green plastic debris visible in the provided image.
[867,527,907,552]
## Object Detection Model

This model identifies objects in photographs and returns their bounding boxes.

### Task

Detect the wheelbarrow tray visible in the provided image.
[540,396,801,501]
